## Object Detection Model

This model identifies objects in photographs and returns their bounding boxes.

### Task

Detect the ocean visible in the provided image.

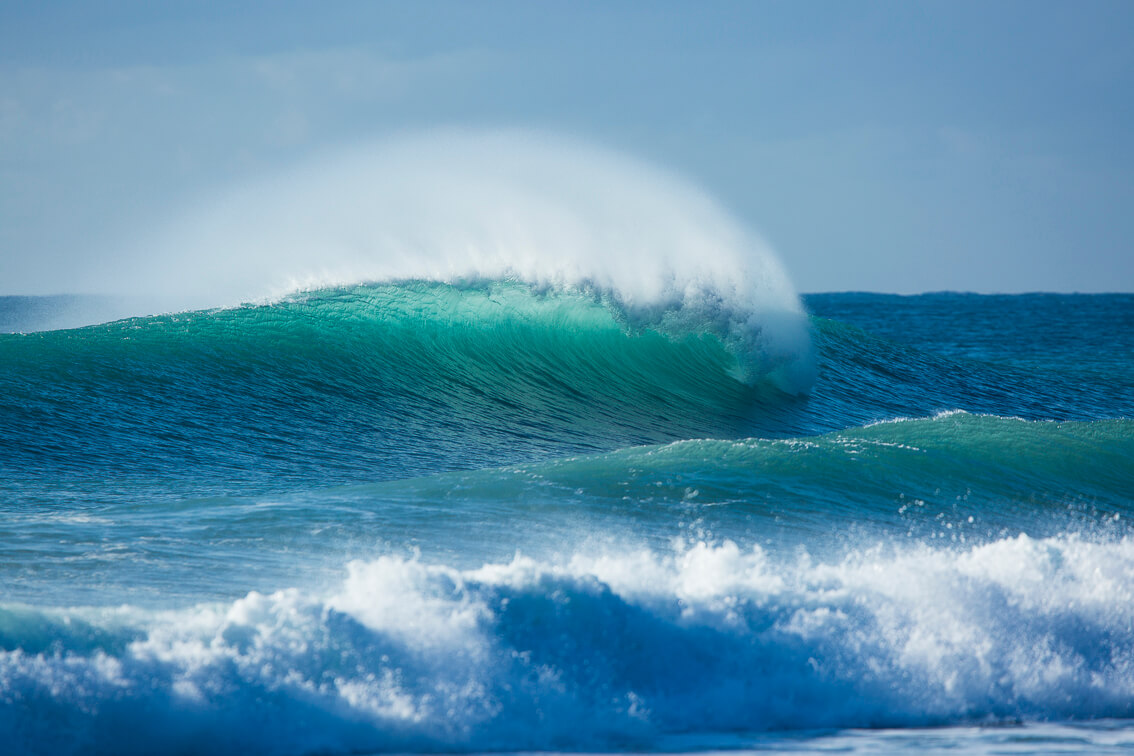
[1,283,1133,755]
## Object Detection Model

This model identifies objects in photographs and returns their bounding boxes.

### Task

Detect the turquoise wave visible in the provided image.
[3,284,1128,502]
[0,281,801,493]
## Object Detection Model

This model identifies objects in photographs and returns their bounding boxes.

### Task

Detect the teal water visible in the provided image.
[1,284,1132,755]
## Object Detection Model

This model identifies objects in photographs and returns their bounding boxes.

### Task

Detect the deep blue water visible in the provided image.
[1,286,1132,755]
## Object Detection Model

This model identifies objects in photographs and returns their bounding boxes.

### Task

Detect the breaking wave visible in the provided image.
[4,535,1134,755]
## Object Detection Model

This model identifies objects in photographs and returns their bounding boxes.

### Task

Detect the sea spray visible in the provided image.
[81,130,815,393]
[4,535,1134,755]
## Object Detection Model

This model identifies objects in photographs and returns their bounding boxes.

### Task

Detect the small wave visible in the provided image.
[3,413,1129,610]
[4,535,1134,754]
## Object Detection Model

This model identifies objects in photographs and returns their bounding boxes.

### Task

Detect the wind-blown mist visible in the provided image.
[101,132,788,303]
[77,130,815,391]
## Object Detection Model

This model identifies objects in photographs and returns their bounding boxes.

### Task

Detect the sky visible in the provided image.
[1,0,1132,295]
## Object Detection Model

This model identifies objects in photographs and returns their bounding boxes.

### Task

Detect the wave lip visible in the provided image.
[4,535,1134,754]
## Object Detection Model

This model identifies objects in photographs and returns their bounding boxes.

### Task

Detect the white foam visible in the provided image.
[3,534,1133,754]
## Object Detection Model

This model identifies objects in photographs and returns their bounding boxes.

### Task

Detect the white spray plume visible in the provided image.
[96,129,814,391]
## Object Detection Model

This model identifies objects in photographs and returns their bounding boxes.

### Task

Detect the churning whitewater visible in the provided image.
[1,133,1132,755]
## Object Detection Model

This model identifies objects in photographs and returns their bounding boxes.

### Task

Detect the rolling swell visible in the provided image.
[810,315,1007,430]
[803,313,1134,431]
[2,285,1128,497]
[4,412,1129,608]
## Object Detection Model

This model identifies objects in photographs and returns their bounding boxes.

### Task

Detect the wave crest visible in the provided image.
[82,130,813,392]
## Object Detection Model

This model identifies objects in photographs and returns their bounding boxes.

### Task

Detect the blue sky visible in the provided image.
[2,1,1132,294]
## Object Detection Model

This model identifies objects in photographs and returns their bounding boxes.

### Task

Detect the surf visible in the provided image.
[4,533,1134,756]
[2,131,1132,756]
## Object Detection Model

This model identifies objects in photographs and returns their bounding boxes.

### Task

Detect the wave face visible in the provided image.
[0,281,809,494]
[1,137,1132,754]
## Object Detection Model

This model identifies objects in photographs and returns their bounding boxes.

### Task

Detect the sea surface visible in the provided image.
[1,285,1133,755]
